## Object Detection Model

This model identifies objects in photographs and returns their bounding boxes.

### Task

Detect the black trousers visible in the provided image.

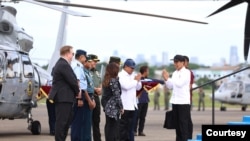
[134,103,148,133]
[92,95,102,141]
[172,104,193,141]
[55,102,74,141]
[104,115,119,141]
[119,110,135,141]
[46,99,56,134]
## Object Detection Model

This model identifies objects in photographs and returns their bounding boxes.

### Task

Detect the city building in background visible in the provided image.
[162,51,169,66]
[229,46,239,66]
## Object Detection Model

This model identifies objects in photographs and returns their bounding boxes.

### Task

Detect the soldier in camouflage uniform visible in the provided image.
[88,54,102,141]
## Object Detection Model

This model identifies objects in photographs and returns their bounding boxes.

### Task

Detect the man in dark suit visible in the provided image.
[48,45,80,141]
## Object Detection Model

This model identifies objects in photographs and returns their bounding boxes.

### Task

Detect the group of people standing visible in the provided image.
[47,46,103,141]
[46,45,145,141]
[46,45,195,141]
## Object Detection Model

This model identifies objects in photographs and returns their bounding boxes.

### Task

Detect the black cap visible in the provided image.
[109,56,121,64]
[170,55,185,62]
[183,55,189,62]
[88,54,100,62]
[76,49,87,57]
[124,59,136,69]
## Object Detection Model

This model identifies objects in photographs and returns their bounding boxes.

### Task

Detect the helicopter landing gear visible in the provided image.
[220,103,226,111]
[241,105,247,111]
[220,106,226,111]
[27,112,41,135]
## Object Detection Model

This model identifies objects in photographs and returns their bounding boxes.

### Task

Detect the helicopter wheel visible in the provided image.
[241,105,247,111]
[31,120,41,135]
[220,106,226,111]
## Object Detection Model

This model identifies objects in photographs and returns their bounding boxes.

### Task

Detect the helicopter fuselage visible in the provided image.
[0,6,40,119]
[0,46,40,119]
[213,66,250,111]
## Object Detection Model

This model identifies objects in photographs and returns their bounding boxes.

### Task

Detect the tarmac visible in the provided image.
[0,104,249,141]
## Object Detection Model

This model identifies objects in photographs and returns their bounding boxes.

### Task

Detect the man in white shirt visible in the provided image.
[162,55,193,141]
[119,58,142,141]
[6,62,14,77]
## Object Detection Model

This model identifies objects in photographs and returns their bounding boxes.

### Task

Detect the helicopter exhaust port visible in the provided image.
[0,21,13,33]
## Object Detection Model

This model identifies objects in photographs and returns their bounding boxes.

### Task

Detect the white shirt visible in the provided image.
[6,67,14,77]
[118,69,142,110]
[71,60,87,90]
[165,67,191,104]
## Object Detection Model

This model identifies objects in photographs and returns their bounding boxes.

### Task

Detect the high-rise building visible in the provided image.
[135,54,145,64]
[162,51,168,66]
[149,55,157,66]
[229,46,239,66]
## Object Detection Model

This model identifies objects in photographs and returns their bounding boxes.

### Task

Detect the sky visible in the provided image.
[3,0,248,66]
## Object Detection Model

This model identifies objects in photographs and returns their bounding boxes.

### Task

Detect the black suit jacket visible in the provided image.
[48,57,79,103]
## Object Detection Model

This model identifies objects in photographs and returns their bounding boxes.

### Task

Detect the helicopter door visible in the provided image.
[228,81,244,104]
[0,52,5,94]
[1,51,22,104]
[242,83,250,104]
[236,81,243,98]
[20,54,36,105]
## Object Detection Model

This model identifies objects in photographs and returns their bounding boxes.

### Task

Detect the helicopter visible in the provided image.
[0,1,88,135]
[209,64,250,111]
[0,0,208,135]
[204,0,250,111]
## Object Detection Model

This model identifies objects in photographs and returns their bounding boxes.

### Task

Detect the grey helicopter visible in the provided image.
[204,0,250,111]
[0,0,91,135]
[0,0,207,135]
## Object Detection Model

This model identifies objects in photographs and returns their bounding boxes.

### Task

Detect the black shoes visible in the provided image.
[135,131,146,136]
[138,132,146,136]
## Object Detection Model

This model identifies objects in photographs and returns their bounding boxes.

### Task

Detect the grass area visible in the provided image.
[37,98,46,104]
[148,89,243,109]
[38,89,243,110]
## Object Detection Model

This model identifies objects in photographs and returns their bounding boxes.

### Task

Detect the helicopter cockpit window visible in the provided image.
[21,55,33,78]
[218,81,238,92]
[5,51,20,78]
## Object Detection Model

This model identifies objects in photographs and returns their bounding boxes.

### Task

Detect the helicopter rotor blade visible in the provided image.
[35,0,208,24]
[207,0,244,17]
[207,0,250,61]
[244,4,250,62]
[22,0,90,17]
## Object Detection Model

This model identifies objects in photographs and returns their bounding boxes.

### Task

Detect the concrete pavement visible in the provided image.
[0,104,248,141]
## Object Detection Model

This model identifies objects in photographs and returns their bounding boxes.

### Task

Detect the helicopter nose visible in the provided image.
[213,90,232,102]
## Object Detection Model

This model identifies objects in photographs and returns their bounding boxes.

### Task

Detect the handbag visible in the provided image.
[163,110,175,129]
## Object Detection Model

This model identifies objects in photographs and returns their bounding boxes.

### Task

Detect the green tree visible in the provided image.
[196,77,214,89]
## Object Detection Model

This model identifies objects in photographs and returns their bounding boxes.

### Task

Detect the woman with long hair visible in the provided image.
[101,62,124,141]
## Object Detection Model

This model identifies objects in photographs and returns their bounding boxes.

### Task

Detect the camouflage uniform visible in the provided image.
[90,67,102,141]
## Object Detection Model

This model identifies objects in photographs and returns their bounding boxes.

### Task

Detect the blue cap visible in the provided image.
[124,59,136,69]
[76,49,87,57]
